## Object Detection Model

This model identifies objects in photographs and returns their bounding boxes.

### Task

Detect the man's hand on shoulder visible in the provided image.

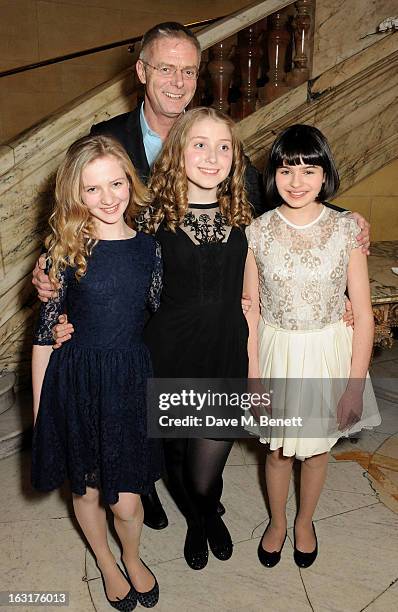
[348,212,370,255]
[32,255,59,302]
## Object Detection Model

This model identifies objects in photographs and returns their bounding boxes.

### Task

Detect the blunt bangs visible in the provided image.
[264,124,340,206]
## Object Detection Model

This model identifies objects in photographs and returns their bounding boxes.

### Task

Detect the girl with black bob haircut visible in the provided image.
[244,123,380,571]
[264,123,340,206]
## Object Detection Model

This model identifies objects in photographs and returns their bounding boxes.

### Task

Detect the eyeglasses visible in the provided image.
[141,60,199,80]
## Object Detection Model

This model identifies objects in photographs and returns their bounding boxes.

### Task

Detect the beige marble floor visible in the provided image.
[0,348,397,612]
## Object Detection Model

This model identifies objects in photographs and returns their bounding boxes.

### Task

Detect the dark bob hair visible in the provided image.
[264,124,340,206]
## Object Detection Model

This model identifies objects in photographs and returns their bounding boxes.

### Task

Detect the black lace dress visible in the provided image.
[31,233,163,505]
[144,203,248,379]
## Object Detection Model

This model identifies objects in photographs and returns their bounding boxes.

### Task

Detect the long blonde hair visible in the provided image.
[148,107,253,231]
[45,135,150,283]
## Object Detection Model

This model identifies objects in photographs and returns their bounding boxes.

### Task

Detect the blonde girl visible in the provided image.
[31,135,161,610]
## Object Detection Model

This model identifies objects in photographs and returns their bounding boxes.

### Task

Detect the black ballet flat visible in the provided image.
[99,564,137,611]
[142,489,168,530]
[121,559,159,608]
[184,525,209,570]
[257,524,287,568]
[206,515,233,561]
[293,521,318,568]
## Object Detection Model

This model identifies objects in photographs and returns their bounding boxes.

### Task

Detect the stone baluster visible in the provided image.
[261,10,291,105]
[237,24,260,119]
[288,0,314,87]
[208,37,235,114]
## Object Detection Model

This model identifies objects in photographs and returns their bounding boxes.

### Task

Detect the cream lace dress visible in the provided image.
[246,205,380,459]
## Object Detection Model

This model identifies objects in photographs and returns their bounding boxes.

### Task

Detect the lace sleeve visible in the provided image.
[245,218,261,255]
[147,241,163,312]
[33,269,68,345]
[343,216,361,252]
[135,206,153,233]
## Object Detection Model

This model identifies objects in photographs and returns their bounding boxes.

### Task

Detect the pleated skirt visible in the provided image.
[256,318,381,460]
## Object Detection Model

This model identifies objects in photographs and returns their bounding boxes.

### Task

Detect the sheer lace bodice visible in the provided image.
[246,206,359,330]
[180,203,231,245]
[135,203,231,245]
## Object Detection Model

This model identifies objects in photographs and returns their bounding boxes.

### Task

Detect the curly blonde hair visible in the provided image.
[45,135,150,283]
[148,107,253,231]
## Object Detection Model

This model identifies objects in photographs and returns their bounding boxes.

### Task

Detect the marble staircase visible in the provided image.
[0,373,32,460]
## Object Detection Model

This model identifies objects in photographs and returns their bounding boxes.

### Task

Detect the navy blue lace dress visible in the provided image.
[31,233,163,505]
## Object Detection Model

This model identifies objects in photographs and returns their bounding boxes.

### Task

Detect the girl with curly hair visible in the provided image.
[143,107,253,570]
[31,135,161,610]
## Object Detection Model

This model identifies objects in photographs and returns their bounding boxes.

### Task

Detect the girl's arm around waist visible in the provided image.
[243,248,261,378]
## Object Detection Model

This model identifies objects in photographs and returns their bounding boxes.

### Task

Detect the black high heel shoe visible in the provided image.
[293,521,318,568]
[98,564,137,611]
[206,514,233,561]
[257,523,287,568]
[121,559,159,608]
[183,524,209,570]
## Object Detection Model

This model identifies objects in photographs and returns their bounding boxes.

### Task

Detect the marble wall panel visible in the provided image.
[312,0,398,77]
[342,159,398,197]
[36,1,124,60]
[312,34,398,96]
[0,306,35,382]
[0,0,39,67]
[331,103,398,193]
[0,62,64,95]
[0,91,70,145]
[43,0,143,8]
[367,197,398,242]
[341,161,398,240]
[311,70,398,146]
[0,154,64,306]
[334,196,372,221]
[0,274,34,331]
[61,67,124,103]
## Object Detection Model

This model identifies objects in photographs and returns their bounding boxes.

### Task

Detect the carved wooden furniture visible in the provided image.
[369,241,398,348]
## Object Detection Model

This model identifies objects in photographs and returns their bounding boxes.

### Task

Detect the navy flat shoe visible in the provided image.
[121,559,159,608]
[98,564,137,611]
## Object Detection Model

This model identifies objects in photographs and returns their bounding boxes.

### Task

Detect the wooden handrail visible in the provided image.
[197,0,293,50]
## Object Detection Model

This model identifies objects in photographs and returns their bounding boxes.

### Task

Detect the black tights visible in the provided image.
[164,438,233,525]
